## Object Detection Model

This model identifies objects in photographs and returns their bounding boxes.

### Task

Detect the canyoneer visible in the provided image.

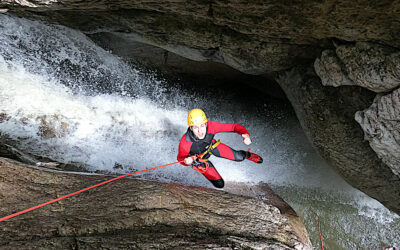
[177,108,263,188]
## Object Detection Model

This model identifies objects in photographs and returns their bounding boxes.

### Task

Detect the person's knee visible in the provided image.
[234,150,248,161]
[210,178,224,188]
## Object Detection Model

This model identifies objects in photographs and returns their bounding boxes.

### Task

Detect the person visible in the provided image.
[177,108,263,188]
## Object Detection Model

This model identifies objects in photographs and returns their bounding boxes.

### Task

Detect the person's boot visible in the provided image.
[246,150,263,164]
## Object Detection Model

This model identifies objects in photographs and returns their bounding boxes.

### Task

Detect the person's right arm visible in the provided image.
[177,135,196,166]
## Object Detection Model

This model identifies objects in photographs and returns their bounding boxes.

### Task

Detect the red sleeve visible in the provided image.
[177,134,191,166]
[207,121,249,135]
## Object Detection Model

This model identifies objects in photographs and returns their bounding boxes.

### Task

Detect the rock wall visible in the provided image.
[0,158,311,249]
[355,88,400,177]
[315,42,400,92]
[315,42,400,198]
[276,65,400,214]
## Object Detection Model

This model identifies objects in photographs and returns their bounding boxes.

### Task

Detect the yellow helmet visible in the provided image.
[188,108,208,126]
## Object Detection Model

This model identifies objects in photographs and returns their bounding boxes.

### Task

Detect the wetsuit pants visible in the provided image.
[196,142,247,188]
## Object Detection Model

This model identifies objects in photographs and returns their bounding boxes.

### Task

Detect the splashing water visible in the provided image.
[0,14,399,249]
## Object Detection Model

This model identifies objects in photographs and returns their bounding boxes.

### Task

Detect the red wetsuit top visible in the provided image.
[177,121,249,166]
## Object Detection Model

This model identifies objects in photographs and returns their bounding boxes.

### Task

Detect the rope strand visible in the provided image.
[309,209,324,250]
[0,161,182,222]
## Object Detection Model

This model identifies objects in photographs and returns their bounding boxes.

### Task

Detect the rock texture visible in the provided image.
[20,9,318,75]
[314,41,400,198]
[276,66,400,215]
[355,88,400,177]
[315,42,400,92]
[2,1,400,45]
[0,157,311,249]
[3,0,400,74]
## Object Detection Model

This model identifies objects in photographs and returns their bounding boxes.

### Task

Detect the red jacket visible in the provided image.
[177,121,249,165]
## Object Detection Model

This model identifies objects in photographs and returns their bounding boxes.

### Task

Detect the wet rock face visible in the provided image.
[0,158,311,249]
[3,8,319,74]
[355,88,400,177]
[2,1,400,45]
[315,42,400,92]
[314,42,400,205]
[2,0,399,74]
[276,66,400,215]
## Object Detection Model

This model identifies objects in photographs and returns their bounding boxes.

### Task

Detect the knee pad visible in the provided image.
[234,150,248,161]
[210,178,225,188]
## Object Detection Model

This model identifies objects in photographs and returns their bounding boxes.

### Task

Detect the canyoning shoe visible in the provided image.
[246,151,263,164]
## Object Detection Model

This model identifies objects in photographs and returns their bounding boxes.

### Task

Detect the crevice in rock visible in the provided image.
[207,0,214,18]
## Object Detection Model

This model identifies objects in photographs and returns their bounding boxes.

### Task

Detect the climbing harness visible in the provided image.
[192,158,209,174]
[191,140,221,174]
[199,139,221,159]
[0,160,182,222]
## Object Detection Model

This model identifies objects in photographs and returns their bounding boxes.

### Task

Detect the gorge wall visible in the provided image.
[0,158,311,249]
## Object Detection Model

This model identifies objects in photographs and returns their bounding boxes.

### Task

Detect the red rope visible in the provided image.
[318,217,324,250]
[0,161,182,222]
[309,209,324,250]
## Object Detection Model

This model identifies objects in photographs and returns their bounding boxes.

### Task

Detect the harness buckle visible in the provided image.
[191,140,221,174]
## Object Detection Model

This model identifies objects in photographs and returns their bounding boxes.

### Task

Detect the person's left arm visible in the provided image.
[208,121,252,145]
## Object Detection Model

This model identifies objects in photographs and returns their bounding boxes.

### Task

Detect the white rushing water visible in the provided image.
[0,14,399,249]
